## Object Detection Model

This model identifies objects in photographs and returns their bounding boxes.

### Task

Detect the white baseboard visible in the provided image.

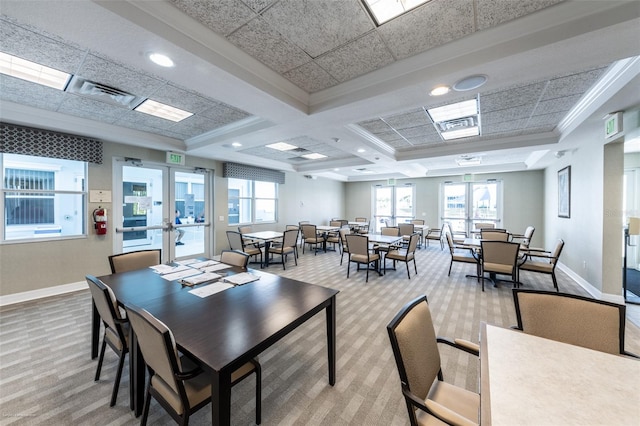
[0,281,88,307]
[557,262,625,304]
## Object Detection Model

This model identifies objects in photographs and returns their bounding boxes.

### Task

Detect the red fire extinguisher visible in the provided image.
[93,207,108,235]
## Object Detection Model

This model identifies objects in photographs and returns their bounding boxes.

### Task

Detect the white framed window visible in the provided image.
[227,178,277,225]
[2,153,87,241]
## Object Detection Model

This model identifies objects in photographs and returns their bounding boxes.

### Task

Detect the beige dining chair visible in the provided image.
[480,230,510,241]
[108,249,161,273]
[445,232,480,279]
[375,226,400,254]
[345,234,380,283]
[384,233,419,279]
[325,221,343,251]
[511,225,535,248]
[354,217,369,234]
[424,224,444,249]
[387,295,479,426]
[268,229,298,269]
[300,224,323,255]
[238,225,264,248]
[410,219,425,247]
[220,249,250,268]
[226,230,263,266]
[86,275,129,408]
[338,227,351,265]
[480,240,521,291]
[398,223,415,248]
[124,304,262,425]
[518,239,564,291]
[512,289,639,358]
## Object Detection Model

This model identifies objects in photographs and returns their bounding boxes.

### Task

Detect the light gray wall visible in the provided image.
[345,170,544,247]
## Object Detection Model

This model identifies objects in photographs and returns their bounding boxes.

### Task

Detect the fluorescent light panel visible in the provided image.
[363,0,430,25]
[427,99,477,122]
[266,142,298,151]
[134,99,193,122]
[301,153,327,160]
[0,52,70,90]
[442,127,480,140]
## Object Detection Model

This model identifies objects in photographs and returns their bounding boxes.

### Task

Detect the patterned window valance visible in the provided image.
[223,162,285,184]
[0,122,103,164]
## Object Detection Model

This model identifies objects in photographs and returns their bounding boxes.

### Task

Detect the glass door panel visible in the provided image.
[442,183,467,234]
[373,185,415,233]
[471,182,499,230]
[174,170,207,258]
[373,186,393,233]
[395,186,414,224]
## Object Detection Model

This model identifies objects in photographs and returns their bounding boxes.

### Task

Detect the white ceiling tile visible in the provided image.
[262,0,374,58]
[476,0,565,30]
[283,61,338,93]
[228,17,312,74]
[377,0,474,60]
[316,31,394,82]
[169,0,256,36]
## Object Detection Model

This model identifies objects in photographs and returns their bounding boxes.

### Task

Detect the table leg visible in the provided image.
[211,370,232,426]
[130,328,145,414]
[91,301,99,359]
[326,295,336,386]
[263,241,271,268]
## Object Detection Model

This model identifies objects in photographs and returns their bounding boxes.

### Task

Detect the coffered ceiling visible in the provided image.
[1,0,639,181]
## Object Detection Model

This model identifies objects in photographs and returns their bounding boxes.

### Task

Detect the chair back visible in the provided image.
[549,239,565,265]
[285,224,299,231]
[474,222,495,230]
[406,233,419,253]
[220,249,250,267]
[282,229,299,249]
[398,223,414,236]
[329,220,342,228]
[125,305,184,398]
[445,232,455,253]
[512,289,625,355]
[411,219,425,225]
[355,217,367,223]
[481,241,520,274]
[339,227,351,248]
[300,224,317,239]
[387,296,442,405]
[109,249,161,273]
[238,225,253,235]
[481,230,509,241]
[226,230,244,250]
[381,226,400,236]
[345,234,369,256]
[86,275,126,332]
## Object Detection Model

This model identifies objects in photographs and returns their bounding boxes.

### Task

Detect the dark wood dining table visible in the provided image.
[92,263,339,425]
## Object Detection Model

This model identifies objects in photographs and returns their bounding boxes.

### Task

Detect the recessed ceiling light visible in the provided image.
[427,99,478,122]
[333,168,340,171]
[442,127,480,140]
[301,153,327,160]
[148,53,174,68]
[134,99,193,122]
[429,85,450,96]
[453,74,487,91]
[0,52,71,90]
[357,148,366,153]
[231,142,242,147]
[266,142,298,151]
[362,0,430,25]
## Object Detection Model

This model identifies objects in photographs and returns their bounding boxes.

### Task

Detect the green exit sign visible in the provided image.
[604,112,622,138]
[166,152,185,165]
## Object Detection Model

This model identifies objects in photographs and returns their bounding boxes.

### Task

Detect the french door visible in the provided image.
[113,159,212,262]
[441,181,502,236]
[373,184,415,233]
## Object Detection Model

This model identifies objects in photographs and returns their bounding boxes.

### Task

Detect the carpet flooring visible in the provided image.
[1,245,639,425]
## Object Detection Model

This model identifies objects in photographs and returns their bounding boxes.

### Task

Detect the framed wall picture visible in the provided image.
[558,166,571,218]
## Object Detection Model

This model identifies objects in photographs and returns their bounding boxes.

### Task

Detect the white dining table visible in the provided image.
[480,323,640,425]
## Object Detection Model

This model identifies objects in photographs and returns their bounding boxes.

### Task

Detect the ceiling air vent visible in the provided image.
[65,76,144,108]
[437,116,477,132]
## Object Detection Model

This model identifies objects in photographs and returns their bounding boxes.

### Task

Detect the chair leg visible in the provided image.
[141,384,152,426]
[365,263,369,283]
[413,258,417,275]
[406,262,410,279]
[552,272,559,291]
[347,262,350,278]
[95,337,107,381]
[110,351,126,407]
